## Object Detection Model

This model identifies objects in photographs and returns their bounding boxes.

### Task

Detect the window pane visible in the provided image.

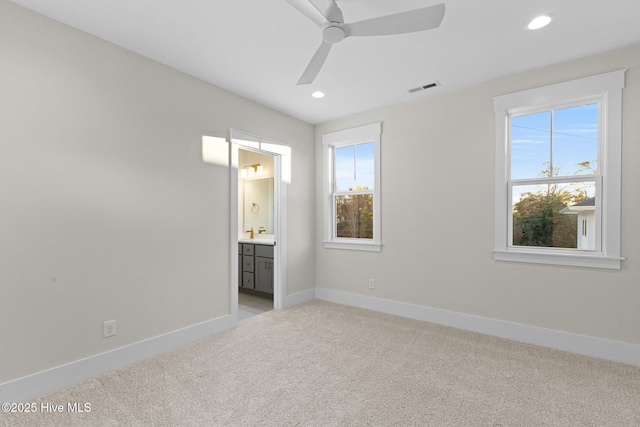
[552,103,598,176]
[335,142,375,192]
[512,182,596,249]
[511,104,599,180]
[355,142,375,190]
[334,145,355,192]
[335,194,373,239]
[511,111,551,180]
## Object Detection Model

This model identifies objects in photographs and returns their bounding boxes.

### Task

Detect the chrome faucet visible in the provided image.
[245,227,254,239]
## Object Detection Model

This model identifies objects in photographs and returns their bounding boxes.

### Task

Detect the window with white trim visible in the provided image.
[493,70,625,269]
[322,122,381,252]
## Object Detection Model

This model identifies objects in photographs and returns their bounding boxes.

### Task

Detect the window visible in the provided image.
[322,123,381,251]
[510,103,598,250]
[493,70,625,269]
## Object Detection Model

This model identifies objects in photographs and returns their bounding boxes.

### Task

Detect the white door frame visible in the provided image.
[229,130,289,319]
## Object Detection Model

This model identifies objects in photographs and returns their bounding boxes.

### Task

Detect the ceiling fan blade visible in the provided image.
[297,41,332,85]
[344,3,445,37]
[284,0,328,27]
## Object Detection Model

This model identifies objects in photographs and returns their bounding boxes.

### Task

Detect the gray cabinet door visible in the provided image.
[255,256,273,294]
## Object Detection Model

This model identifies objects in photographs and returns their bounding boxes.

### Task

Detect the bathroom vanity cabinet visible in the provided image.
[238,243,273,295]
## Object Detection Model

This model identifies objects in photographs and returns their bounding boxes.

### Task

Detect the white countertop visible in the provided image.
[239,238,275,245]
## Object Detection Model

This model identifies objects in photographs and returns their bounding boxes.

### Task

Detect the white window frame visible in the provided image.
[322,122,382,252]
[493,70,625,269]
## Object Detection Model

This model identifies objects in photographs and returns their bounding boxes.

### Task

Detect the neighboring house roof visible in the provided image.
[560,197,596,214]
[573,197,595,207]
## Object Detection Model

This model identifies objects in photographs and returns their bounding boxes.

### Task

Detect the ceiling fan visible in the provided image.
[285,0,446,85]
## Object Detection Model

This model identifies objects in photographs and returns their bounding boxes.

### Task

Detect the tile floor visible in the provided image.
[238,291,273,321]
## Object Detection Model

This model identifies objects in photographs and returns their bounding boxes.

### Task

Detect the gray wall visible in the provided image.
[315,45,640,346]
[0,1,315,384]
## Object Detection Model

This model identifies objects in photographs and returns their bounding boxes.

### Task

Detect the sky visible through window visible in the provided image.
[511,103,598,202]
[335,142,375,192]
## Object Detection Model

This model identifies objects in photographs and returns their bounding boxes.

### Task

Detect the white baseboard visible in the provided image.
[315,288,640,367]
[0,314,235,403]
[283,288,316,309]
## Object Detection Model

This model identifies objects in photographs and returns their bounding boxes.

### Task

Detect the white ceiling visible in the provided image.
[9,0,640,124]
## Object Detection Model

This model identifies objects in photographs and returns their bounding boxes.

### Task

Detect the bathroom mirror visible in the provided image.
[243,178,274,234]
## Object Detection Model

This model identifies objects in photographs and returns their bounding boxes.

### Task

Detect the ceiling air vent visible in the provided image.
[408,81,441,94]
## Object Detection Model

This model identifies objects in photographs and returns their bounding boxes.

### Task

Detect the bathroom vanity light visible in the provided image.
[241,163,264,179]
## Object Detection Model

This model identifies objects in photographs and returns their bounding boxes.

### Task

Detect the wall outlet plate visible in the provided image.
[103,320,116,338]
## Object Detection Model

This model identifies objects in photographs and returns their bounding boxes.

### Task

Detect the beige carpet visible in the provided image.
[3,300,640,426]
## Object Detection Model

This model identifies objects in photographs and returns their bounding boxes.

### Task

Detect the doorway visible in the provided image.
[237,148,275,320]
[230,129,290,323]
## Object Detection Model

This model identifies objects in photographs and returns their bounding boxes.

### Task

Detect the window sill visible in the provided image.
[323,240,382,252]
[494,249,622,270]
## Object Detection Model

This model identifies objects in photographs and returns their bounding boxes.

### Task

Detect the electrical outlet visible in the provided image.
[103,320,116,338]
[369,278,375,289]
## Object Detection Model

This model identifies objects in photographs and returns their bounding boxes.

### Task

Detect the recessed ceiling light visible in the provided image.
[312,91,325,98]
[527,15,553,30]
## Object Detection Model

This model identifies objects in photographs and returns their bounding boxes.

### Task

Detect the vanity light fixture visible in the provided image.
[241,163,264,179]
[527,15,553,30]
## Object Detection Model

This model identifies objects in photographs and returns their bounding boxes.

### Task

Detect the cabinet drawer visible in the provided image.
[242,244,254,256]
[243,255,254,272]
[255,244,273,258]
[242,272,254,289]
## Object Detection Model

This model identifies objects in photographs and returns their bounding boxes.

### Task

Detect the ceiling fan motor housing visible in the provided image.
[323,25,345,43]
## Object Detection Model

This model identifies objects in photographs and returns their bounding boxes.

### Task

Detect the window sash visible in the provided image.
[507,99,602,181]
[332,191,374,240]
[507,177,601,252]
[332,142,375,192]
